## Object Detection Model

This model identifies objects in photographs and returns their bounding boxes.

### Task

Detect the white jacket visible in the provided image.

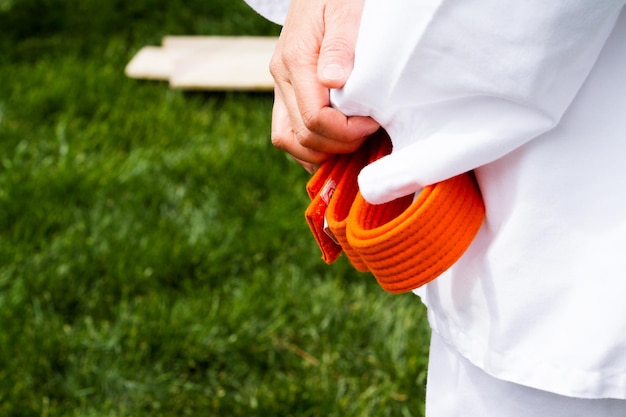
[245,0,626,399]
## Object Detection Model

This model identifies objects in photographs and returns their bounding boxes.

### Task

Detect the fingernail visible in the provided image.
[304,163,319,175]
[322,63,346,81]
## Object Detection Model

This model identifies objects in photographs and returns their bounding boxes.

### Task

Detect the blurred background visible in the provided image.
[0,1,429,415]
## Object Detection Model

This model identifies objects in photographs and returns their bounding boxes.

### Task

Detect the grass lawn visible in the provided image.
[0,1,430,415]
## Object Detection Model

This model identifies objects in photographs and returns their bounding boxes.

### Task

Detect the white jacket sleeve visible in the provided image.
[333,0,625,203]
[242,0,290,25]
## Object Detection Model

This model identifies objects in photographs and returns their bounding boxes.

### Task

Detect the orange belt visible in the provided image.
[305,129,485,294]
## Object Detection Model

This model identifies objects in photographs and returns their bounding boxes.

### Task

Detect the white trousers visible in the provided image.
[425,332,626,417]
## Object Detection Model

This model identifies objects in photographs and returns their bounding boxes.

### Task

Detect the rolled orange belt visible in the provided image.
[305,129,485,294]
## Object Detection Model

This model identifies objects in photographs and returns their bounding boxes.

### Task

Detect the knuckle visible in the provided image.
[320,38,354,58]
[294,126,323,152]
[270,43,297,73]
[300,110,322,133]
[268,57,279,79]
[269,53,284,79]
[270,132,288,150]
[293,125,312,146]
[269,44,296,79]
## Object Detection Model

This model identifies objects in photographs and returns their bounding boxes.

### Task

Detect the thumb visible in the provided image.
[317,0,364,89]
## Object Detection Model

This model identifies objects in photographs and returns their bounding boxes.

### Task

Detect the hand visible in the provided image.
[269,0,380,172]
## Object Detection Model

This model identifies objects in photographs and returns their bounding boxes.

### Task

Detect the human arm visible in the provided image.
[244,0,380,171]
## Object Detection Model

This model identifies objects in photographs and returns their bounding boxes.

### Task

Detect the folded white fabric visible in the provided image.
[331,0,624,204]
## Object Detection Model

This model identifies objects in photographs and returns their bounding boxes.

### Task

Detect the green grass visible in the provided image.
[0,1,430,416]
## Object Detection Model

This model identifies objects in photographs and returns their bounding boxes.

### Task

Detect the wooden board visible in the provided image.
[125,36,277,91]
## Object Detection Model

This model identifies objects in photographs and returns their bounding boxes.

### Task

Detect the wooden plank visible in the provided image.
[125,36,277,91]
[124,46,174,80]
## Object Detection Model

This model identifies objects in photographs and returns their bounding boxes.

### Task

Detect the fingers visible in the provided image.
[293,157,320,175]
[268,0,379,166]
[273,41,379,158]
[271,90,330,165]
[317,0,365,89]
[271,84,377,164]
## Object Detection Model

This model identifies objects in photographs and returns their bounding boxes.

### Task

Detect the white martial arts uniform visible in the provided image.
[244,0,626,414]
